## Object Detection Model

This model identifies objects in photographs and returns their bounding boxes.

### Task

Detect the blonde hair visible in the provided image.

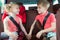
[37,0,50,9]
[5,3,19,12]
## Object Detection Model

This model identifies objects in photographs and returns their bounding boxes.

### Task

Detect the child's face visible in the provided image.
[11,5,19,14]
[37,4,46,14]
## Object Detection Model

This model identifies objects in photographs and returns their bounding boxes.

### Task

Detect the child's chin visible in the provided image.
[38,12,41,13]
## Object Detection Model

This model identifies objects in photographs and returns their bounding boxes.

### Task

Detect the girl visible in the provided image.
[3,3,27,40]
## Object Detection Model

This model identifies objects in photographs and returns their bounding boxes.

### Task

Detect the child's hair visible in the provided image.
[5,3,19,12]
[37,0,50,9]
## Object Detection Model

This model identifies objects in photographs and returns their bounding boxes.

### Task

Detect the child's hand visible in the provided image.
[9,33,18,40]
[10,33,18,38]
[26,34,32,40]
[7,32,18,39]
[36,30,43,39]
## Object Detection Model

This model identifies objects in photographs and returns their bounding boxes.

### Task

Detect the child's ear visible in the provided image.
[45,7,48,10]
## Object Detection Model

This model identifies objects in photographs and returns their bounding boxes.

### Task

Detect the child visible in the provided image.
[3,3,27,40]
[28,0,56,40]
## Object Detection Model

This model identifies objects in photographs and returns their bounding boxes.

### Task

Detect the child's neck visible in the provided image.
[9,12,16,18]
[41,11,47,15]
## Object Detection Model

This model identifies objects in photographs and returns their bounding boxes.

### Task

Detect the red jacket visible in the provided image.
[19,5,26,24]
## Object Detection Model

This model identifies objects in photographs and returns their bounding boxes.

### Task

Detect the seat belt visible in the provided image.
[9,16,21,35]
[39,12,50,29]
[37,12,51,40]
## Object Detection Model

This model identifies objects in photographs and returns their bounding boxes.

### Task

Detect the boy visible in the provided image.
[28,0,56,40]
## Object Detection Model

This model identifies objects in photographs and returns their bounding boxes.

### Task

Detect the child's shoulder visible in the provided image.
[48,12,56,19]
[5,16,9,19]
[3,16,9,22]
[49,13,55,17]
